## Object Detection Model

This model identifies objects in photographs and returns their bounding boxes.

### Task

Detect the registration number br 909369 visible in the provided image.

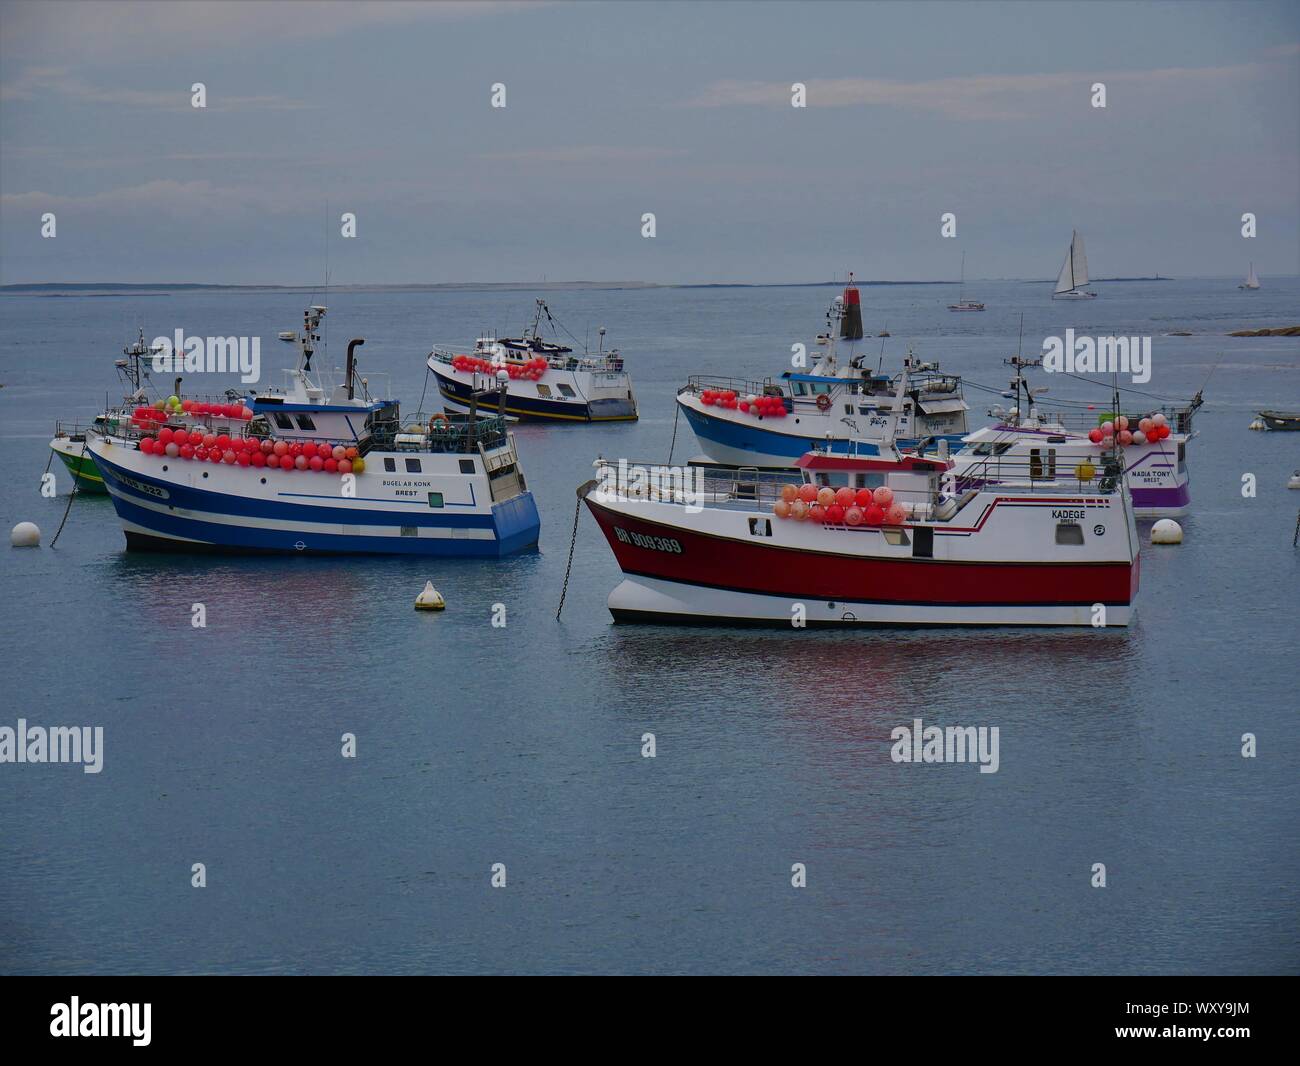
[614,526,683,554]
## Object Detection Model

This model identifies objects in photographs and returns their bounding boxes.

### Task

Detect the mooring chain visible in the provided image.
[555,494,583,620]
[667,402,680,466]
[49,438,86,549]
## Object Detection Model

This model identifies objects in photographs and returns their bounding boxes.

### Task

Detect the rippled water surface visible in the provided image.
[1,279,1297,974]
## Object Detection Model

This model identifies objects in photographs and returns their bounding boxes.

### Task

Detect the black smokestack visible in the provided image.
[346,338,364,399]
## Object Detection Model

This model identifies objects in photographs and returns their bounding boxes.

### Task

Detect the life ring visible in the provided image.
[816,394,832,411]
[428,413,451,433]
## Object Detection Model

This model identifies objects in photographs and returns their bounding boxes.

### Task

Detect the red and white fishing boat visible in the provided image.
[581,370,1139,627]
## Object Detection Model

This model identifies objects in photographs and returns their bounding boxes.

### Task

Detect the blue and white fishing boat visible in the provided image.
[87,306,540,556]
[428,300,637,422]
[675,280,970,468]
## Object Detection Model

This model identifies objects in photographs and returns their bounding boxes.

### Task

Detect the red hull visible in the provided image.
[586,498,1137,607]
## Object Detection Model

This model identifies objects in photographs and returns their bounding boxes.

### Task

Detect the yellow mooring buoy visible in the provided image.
[414,580,446,611]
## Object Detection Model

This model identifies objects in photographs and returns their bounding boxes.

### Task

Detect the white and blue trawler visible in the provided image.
[676,280,970,469]
[86,306,540,556]
[428,300,637,423]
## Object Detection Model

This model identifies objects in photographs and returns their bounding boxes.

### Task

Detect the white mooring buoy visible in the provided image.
[414,580,446,611]
[10,521,41,547]
[1151,519,1184,545]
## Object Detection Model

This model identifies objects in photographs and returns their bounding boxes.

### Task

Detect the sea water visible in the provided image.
[1,279,1297,974]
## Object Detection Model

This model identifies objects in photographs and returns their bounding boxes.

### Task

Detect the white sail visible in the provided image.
[1070,231,1089,287]
[1055,230,1091,293]
[1052,231,1098,298]
[1245,263,1260,289]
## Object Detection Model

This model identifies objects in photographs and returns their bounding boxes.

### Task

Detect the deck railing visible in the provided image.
[432,345,625,375]
[592,454,1123,523]
[1003,403,1197,436]
[681,374,781,398]
[374,412,508,454]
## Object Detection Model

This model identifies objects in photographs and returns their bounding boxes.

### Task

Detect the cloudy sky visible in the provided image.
[1,0,1297,284]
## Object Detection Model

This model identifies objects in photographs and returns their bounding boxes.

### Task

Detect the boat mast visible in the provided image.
[1005,315,1040,427]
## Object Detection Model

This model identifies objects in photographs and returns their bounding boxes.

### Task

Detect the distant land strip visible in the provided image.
[0,276,1216,294]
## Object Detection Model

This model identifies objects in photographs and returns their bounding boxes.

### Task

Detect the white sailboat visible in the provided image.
[1052,230,1096,299]
[1239,263,1260,290]
[948,251,985,311]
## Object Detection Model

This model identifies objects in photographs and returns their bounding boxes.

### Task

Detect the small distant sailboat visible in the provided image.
[1239,263,1260,290]
[948,251,985,312]
[1052,230,1097,299]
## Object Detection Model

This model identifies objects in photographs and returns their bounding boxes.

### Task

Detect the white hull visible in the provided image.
[608,574,1133,628]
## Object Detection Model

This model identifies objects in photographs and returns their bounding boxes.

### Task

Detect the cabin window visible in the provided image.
[810,382,832,395]
[970,443,1013,457]
[912,526,934,558]
[844,403,855,415]
[428,492,444,508]
[1178,443,1186,472]
[1055,522,1085,545]
[792,382,808,397]
[383,458,396,472]
[748,517,773,537]
[814,473,850,487]
[557,384,577,398]
[401,526,418,538]
[405,458,422,473]
[1029,448,1056,478]
[459,459,475,474]
[295,414,317,431]
[273,412,294,430]
[536,384,552,398]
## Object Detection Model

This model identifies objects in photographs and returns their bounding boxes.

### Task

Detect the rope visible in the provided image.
[415,364,431,417]
[555,494,583,620]
[49,439,86,548]
[667,401,681,465]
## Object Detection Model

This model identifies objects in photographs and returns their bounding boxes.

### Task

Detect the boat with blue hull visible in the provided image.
[676,280,970,468]
[87,306,540,557]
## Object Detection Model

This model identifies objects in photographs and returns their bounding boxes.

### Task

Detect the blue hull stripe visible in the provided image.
[681,404,964,459]
[92,450,540,556]
[112,494,539,556]
[434,372,635,421]
[92,451,493,528]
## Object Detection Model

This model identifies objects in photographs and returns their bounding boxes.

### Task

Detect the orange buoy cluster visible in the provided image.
[701,390,788,418]
[451,354,547,380]
[131,401,252,430]
[139,428,365,473]
[1087,412,1171,448]
[772,483,907,526]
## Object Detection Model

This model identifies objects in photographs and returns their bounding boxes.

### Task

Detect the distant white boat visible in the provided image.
[1239,263,1260,290]
[1053,230,1097,299]
[278,331,296,341]
[948,250,985,311]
